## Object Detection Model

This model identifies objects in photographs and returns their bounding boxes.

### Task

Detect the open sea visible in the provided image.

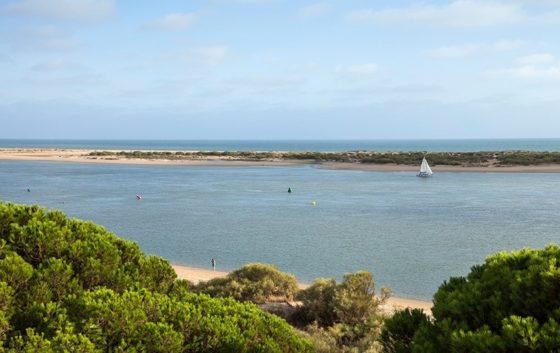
[2,141,560,300]
[2,138,560,152]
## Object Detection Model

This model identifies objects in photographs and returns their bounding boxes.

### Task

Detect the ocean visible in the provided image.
[2,138,560,152]
[1,159,559,300]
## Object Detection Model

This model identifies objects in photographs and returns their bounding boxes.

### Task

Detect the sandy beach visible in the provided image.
[172,264,432,315]
[0,149,312,167]
[2,148,560,173]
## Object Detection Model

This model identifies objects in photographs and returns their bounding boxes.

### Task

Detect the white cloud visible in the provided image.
[428,44,480,59]
[510,0,560,6]
[3,0,115,21]
[25,73,106,86]
[192,46,229,65]
[14,25,80,51]
[346,1,523,27]
[489,54,560,80]
[211,0,276,4]
[335,63,378,75]
[226,0,276,3]
[225,75,305,88]
[492,40,524,51]
[0,55,12,63]
[428,40,523,59]
[296,3,332,19]
[515,53,555,65]
[31,58,68,71]
[492,65,560,79]
[144,13,198,31]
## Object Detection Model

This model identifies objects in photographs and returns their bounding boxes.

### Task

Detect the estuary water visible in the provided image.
[1,160,560,300]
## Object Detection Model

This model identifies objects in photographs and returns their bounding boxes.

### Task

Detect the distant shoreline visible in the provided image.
[2,148,560,173]
[172,264,433,315]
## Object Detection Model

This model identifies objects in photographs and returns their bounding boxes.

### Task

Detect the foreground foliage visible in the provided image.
[0,203,313,352]
[194,267,389,352]
[381,246,560,353]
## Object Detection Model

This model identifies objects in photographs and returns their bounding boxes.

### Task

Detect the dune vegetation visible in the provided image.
[88,150,560,167]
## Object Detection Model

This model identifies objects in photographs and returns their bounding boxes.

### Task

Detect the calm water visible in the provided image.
[2,138,560,152]
[1,160,560,300]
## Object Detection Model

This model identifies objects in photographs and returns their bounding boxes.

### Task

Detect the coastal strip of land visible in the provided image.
[3,148,560,172]
[0,149,310,167]
[172,264,432,315]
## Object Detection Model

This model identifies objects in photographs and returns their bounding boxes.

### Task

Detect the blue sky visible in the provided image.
[1,0,559,139]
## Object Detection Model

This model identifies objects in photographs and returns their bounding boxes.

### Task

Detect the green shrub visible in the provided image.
[0,203,313,352]
[296,271,386,351]
[380,308,430,353]
[195,263,299,303]
[298,272,385,328]
[296,279,337,327]
[383,245,560,353]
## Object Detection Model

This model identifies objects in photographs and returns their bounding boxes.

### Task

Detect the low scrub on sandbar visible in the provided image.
[88,150,560,167]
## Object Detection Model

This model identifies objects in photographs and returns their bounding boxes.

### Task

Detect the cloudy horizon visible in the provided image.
[1,0,559,139]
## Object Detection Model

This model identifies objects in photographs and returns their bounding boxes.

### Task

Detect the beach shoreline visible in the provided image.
[0,148,313,168]
[171,264,433,315]
[2,148,560,173]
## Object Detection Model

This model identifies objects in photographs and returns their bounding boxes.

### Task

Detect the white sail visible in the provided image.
[418,157,433,177]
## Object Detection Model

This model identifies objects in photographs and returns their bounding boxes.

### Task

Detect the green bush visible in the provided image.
[296,271,386,350]
[195,263,299,303]
[380,308,430,353]
[297,272,385,328]
[383,245,560,353]
[0,203,313,352]
[296,279,337,327]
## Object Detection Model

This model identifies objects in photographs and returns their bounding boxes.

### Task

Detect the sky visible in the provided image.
[1,0,559,139]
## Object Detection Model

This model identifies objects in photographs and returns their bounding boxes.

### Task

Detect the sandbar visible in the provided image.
[0,148,311,167]
[2,148,560,173]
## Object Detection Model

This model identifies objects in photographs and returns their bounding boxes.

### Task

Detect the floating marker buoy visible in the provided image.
[26,188,30,192]
[136,194,142,200]
[288,187,292,193]
[311,201,317,206]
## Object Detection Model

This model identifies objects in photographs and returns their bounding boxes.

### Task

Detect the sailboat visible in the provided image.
[417,157,433,177]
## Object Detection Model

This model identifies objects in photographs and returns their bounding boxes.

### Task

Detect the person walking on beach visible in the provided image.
[211,258,216,271]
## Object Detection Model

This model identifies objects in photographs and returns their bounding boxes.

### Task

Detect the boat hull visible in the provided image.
[417,172,432,177]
